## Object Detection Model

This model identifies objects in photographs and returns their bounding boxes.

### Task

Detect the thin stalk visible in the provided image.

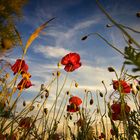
[96,0,140,48]
[96,91,106,140]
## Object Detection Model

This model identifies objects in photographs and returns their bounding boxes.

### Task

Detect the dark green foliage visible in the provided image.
[127,111,140,139]
[0,0,28,51]
[124,46,140,72]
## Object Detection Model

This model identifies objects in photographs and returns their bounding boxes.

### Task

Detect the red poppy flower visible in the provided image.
[17,79,33,90]
[61,53,81,72]
[99,133,105,139]
[110,129,115,136]
[0,132,6,140]
[111,103,121,114]
[19,117,31,129]
[69,96,82,106]
[110,102,131,121]
[11,59,28,75]
[113,80,131,93]
[67,104,80,112]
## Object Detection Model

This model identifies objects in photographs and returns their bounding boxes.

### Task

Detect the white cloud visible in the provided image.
[34,45,70,58]
[73,18,100,31]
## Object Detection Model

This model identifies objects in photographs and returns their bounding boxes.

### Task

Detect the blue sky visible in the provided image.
[3,0,140,107]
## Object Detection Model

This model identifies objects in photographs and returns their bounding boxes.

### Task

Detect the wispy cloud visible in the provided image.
[34,45,70,58]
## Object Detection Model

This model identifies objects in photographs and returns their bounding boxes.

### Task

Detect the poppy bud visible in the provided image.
[90,99,94,105]
[29,106,35,111]
[81,36,88,41]
[45,89,49,98]
[106,24,112,27]
[75,82,78,87]
[57,62,61,67]
[99,92,103,97]
[97,108,100,113]
[23,101,26,106]
[136,12,140,17]
[84,89,87,93]
[66,91,70,95]
[5,73,10,79]
[57,71,61,77]
[136,85,140,91]
[108,67,115,72]
[70,115,72,120]
[41,95,44,99]
[128,39,132,44]
[37,104,40,108]
[52,72,55,76]
[40,84,45,91]
[44,108,48,115]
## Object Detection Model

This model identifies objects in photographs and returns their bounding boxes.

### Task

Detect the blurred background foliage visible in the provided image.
[0,0,28,52]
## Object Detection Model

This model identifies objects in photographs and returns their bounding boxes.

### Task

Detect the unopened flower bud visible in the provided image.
[90,99,94,105]
[106,24,112,28]
[40,84,45,91]
[128,39,132,44]
[66,91,70,95]
[99,92,103,97]
[57,71,61,77]
[5,73,10,79]
[37,104,40,108]
[52,72,55,76]
[97,108,99,113]
[44,108,48,115]
[136,12,140,17]
[108,67,115,72]
[57,62,61,67]
[81,36,88,41]
[136,85,140,91]
[29,106,35,111]
[70,115,72,120]
[75,82,78,88]
[45,90,49,98]
[41,95,44,99]
[23,101,26,106]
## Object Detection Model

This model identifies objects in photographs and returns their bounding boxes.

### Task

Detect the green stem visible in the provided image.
[96,0,140,48]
